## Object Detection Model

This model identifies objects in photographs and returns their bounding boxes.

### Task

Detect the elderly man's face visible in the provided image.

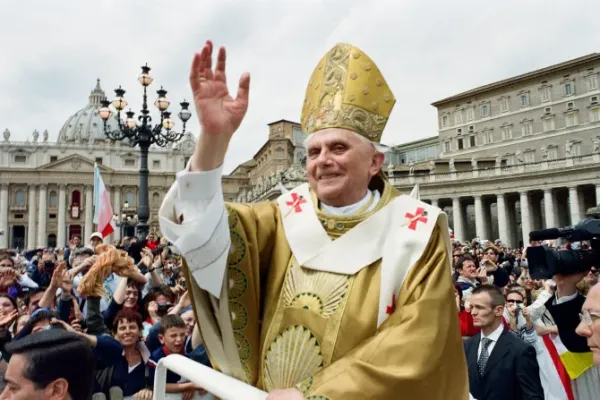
[576,284,600,364]
[306,128,384,207]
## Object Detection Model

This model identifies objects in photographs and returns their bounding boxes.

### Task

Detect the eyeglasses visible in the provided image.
[506,299,523,304]
[579,310,600,326]
[484,252,495,256]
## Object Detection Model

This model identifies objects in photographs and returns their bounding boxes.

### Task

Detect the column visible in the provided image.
[496,194,509,247]
[452,197,465,241]
[37,184,47,248]
[84,185,94,242]
[27,185,37,250]
[0,184,8,248]
[431,199,439,208]
[57,185,67,247]
[474,195,487,239]
[569,186,581,225]
[0,185,7,248]
[113,186,121,243]
[543,189,556,229]
[595,184,600,206]
[520,191,532,246]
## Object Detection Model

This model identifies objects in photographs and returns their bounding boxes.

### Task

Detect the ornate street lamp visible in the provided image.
[100,64,192,240]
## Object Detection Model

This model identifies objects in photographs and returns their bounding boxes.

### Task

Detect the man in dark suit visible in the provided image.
[464,285,544,400]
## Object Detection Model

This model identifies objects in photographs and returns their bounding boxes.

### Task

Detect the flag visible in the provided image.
[409,183,420,199]
[93,163,115,238]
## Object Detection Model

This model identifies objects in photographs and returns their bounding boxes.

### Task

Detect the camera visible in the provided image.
[156,303,173,316]
[526,206,600,280]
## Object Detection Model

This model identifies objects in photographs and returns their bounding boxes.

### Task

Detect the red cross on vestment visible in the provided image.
[386,293,397,315]
[405,207,428,231]
[286,193,306,213]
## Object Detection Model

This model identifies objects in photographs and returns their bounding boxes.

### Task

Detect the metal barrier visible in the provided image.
[153,354,269,400]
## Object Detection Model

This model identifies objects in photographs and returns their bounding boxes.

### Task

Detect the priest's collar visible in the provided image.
[320,189,378,216]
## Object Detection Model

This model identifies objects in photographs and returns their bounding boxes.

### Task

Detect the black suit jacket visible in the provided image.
[464,329,544,400]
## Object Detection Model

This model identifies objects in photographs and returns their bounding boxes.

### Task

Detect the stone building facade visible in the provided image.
[222,54,600,249]
[0,81,195,250]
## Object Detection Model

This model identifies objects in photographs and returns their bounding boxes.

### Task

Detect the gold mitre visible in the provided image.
[301,43,396,143]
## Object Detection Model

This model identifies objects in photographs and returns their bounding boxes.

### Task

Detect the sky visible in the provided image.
[1,0,600,173]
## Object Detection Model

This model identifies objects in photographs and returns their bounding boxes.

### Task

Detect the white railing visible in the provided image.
[153,354,268,400]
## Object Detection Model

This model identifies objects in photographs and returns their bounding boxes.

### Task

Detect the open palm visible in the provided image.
[190,41,250,137]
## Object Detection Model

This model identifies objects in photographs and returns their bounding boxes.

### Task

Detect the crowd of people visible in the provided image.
[0,231,598,399]
[452,238,600,399]
[0,232,210,399]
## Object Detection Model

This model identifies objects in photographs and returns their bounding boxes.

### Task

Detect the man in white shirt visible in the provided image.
[464,285,544,400]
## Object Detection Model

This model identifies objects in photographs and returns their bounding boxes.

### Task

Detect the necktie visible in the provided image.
[478,338,492,375]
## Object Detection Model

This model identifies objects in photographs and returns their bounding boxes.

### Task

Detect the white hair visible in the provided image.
[303,131,389,154]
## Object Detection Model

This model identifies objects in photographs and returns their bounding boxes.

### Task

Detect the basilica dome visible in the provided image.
[57,79,120,143]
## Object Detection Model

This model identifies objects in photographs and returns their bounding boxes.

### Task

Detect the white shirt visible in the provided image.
[477,321,504,359]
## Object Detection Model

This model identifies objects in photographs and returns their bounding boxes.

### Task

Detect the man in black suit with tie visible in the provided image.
[464,285,544,400]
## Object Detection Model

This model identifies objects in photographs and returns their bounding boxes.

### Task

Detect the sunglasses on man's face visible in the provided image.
[506,299,523,304]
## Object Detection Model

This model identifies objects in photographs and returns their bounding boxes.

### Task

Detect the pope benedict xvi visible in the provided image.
[159,40,469,399]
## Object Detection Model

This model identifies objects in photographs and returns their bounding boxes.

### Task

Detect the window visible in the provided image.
[566,112,578,127]
[505,154,515,166]
[521,120,533,136]
[591,96,599,104]
[502,125,513,140]
[50,156,58,163]
[566,102,574,110]
[124,159,135,167]
[49,191,58,208]
[152,160,161,169]
[49,214,57,219]
[292,127,304,145]
[500,97,509,112]
[95,157,103,165]
[542,117,555,132]
[444,141,451,152]
[547,147,558,160]
[466,107,475,121]
[524,151,535,164]
[544,107,553,114]
[480,104,490,117]
[541,87,552,103]
[14,155,26,163]
[564,82,575,96]
[457,137,464,150]
[71,190,81,205]
[15,189,26,206]
[124,191,135,206]
[441,115,449,127]
[454,110,463,124]
[590,108,600,122]
[275,147,284,159]
[587,74,598,91]
[519,93,530,107]
[482,130,493,144]
[469,135,476,147]
[572,142,582,156]
[152,192,160,207]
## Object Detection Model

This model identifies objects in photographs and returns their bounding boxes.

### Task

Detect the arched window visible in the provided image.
[15,189,26,206]
[49,191,58,208]
[71,190,81,205]
[152,192,160,207]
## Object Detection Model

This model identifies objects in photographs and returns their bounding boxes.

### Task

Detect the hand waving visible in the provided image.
[190,40,250,138]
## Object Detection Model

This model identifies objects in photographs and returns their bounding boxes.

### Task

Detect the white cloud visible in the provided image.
[1,0,599,172]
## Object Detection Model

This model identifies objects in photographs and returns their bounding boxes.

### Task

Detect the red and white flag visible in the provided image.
[93,164,115,237]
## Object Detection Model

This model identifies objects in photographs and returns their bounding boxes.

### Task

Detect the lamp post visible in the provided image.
[100,64,192,240]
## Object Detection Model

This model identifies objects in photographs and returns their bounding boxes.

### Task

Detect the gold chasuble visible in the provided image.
[160,43,469,399]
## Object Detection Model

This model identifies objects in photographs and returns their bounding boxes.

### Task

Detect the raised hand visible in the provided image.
[0,268,18,289]
[190,40,250,138]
